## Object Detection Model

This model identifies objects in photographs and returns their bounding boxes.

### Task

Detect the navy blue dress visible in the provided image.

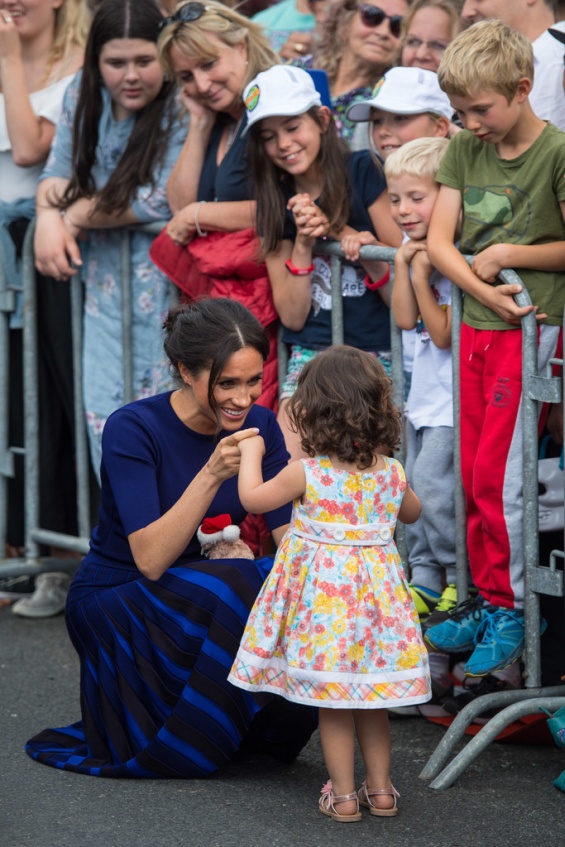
[25,394,316,777]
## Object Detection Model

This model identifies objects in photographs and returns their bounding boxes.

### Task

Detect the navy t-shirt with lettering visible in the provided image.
[282,150,390,351]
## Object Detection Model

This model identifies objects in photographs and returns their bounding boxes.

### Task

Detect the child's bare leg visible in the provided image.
[277,398,307,461]
[354,709,395,810]
[318,708,357,816]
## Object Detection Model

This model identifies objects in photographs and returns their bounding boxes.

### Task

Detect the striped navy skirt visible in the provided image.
[25,557,316,777]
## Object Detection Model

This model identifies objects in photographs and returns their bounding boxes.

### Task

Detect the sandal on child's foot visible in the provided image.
[319,780,362,823]
[357,780,399,817]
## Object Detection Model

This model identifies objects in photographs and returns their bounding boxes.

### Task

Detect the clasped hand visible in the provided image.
[288,193,330,243]
[205,428,261,482]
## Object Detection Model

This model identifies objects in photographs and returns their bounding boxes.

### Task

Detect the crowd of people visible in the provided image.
[1,0,565,814]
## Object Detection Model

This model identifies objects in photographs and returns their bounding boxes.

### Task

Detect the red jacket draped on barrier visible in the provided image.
[150,227,279,412]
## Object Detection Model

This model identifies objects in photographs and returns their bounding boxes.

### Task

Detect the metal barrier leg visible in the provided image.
[420,271,565,789]
[425,693,565,790]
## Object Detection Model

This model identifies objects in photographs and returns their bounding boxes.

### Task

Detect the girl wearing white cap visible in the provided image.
[346,66,453,161]
[243,65,402,458]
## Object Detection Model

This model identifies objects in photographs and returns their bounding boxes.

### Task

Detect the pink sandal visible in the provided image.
[357,780,400,817]
[319,780,363,823]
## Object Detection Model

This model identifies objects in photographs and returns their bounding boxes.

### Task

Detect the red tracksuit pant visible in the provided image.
[459,323,560,609]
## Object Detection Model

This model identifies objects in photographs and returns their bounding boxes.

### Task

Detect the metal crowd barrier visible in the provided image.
[0,219,169,579]
[420,272,565,790]
[2,230,564,785]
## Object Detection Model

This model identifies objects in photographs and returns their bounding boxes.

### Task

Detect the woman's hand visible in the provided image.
[176,90,216,129]
[34,210,83,280]
[166,205,198,245]
[279,31,313,61]
[204,428,260,482]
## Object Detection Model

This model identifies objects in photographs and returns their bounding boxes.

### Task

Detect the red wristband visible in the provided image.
[364,266,390,291]
[285,258,315,276]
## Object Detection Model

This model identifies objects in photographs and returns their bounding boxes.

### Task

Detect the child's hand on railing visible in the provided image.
[394,239,428,267]
[341,231,376,262]
[482,283,543,325]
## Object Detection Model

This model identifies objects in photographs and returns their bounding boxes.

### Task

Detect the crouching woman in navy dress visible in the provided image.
[25,298,316,778]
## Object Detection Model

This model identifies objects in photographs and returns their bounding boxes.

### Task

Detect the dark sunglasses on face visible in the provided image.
[158,2,229,33]
[358,4,403,38]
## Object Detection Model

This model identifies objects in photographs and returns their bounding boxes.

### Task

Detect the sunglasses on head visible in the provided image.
[158,2,229,33]
[358,4,403,38]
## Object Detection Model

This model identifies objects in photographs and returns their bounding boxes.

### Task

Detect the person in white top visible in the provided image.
[460,0,565,130]
[0,0,89,617]
[387,138,457,614]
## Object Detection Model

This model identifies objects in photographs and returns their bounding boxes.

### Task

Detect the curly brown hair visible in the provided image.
[287,346,401,469]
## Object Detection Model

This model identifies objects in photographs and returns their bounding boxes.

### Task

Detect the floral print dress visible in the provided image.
[229,456,431,709]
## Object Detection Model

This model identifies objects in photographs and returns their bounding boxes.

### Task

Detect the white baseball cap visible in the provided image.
[347,67,453,123]
[242,65,322,135]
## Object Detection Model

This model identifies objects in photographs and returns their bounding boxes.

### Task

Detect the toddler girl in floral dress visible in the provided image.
[229,345,431,822]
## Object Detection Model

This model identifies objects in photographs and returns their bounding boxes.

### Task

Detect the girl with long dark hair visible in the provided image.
[243,64,401,458]
[33,0,187,474]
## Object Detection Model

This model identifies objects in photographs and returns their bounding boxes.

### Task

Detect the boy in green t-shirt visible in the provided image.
[425,20,565,678]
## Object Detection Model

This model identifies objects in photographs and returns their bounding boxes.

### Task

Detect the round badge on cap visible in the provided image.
[245,85,260,112]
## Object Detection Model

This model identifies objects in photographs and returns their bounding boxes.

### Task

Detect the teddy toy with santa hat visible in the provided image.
[197,514,255,560]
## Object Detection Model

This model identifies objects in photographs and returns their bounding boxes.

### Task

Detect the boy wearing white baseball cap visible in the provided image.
[346,66,454,161]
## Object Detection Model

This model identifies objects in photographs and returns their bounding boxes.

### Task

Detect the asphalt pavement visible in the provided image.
[2,605,565,847]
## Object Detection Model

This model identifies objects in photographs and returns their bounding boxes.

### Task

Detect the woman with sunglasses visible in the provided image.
[154,2,281,410]
[297,0,408,147]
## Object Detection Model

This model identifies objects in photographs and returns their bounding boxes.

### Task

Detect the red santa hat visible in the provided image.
[197,514,241,546]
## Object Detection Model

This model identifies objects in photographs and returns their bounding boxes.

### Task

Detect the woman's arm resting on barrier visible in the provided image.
[238,436,306,514]
[35,178,83,279]
[427,184,536,327]
[165,200,256,244]
[128,428,261,581]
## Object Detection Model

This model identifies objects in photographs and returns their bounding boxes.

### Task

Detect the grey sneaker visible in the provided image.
[11,572,71,618]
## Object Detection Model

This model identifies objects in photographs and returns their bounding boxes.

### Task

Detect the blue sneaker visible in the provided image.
[464,607,545,677]
[424,595,486,653]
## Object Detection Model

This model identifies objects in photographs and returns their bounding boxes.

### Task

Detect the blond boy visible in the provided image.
[425,20,565,677]
[387,139,459,635]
